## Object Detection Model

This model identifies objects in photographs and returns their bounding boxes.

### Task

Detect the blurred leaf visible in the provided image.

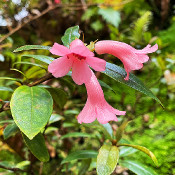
[61,150,98,164]
[22,133,49,162]
[101,123,113,138]
[116,120,130,142]
[78,159,91,175]
[10,85,53,140]
[22,54,54,64]
[13,61,46,70]
[0,54,5,62]
[49,114,63,124]
[0,86,13,92]
[13,45,51,52]
[91,20,104,32]
[97,144,119,175]
[119,146,138,157]
[47,88,68,109]
[103,62,163,106]
[81,7,97,21]
[132,11,152,43]
[45,126,58,134]
[61,25,80,48]
[118,143,158,166]
[64,109,79,115]
[3,123,19,140]
[15,161,30,169]
[0,120,14,125]
[98,8,121,28]
[120,160,158,175]
[61,132,92,139]
[0,77,22,83]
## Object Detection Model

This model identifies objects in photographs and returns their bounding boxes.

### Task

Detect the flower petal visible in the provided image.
[77,99,96,124]
[50,43,70,56]
[70,39,94,57]
[72,60,92,85]
[86,56,106,72]
[48,56,72,78]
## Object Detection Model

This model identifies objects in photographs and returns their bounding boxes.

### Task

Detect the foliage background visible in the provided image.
[0,0,175,174]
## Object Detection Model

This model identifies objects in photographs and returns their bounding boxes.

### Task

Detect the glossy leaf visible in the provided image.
[3,123,19,140]
[62,150,98,164]
[10,85,53,139]
[118,143,158,166]
[61,132,92,139]
[120,160,158,175]
[103,62,163,106]
[13,45,51,52]
[101,123,113,138]
[22,133,50,162]
[61,25,80,48]
[119,146,137,157]
[22,54,54,64]
[0,77,22,83]
[97,144,119,175]
[0,86,13,92]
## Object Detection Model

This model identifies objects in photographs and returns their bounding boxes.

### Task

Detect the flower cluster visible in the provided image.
[48,39,158,124]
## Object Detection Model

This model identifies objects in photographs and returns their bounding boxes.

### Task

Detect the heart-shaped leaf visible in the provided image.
[10,85,53,139]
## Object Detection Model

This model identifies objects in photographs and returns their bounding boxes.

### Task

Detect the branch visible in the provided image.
[0,164,32,174]
[0,73,54,113]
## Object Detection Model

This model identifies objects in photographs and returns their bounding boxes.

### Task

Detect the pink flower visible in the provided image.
[95,40,158,80]
[48,39,106,85]
[77,70,126,124]
[54,0,61,4]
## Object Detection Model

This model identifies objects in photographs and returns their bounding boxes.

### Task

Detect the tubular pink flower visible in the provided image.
[77,70,126,124]
[95,40,158,80]
[54,0,61,4]
[48,39,106,85]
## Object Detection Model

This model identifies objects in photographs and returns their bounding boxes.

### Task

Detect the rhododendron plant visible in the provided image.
[95,40,158,80]
[48,39,106,85]
[77,70,126,124]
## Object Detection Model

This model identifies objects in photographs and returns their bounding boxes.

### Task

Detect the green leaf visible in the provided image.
[0,120,14,125]
[3,123,19,140]
[103,62,163,106]
[13,45,51,52]
[49,114,63,124]
[98,8,121,28]
[120,160,158,175]
[97,144,119,175]
[98,80,115,93]
[78,159,91,175]
[22,133,50,162]
[116,120,130,142]
[0,86,13,92]
[119,146,138,157]
[22,54,54,64]
[61,132,92,139]
[0,77,22,83]
[101,123,113,138]
[61,26,80,48]
[118,144,158,167]
[47,88,68,109]
[62,150,98,164]
[13,61,46,70]
[10,85,53,139]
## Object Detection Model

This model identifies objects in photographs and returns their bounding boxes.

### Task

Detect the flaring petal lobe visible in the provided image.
[48,56,72,77]
[50,43,70,56]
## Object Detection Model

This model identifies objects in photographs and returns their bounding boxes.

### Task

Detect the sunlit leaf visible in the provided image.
[97,144,119,175]
[10,85,53,139]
